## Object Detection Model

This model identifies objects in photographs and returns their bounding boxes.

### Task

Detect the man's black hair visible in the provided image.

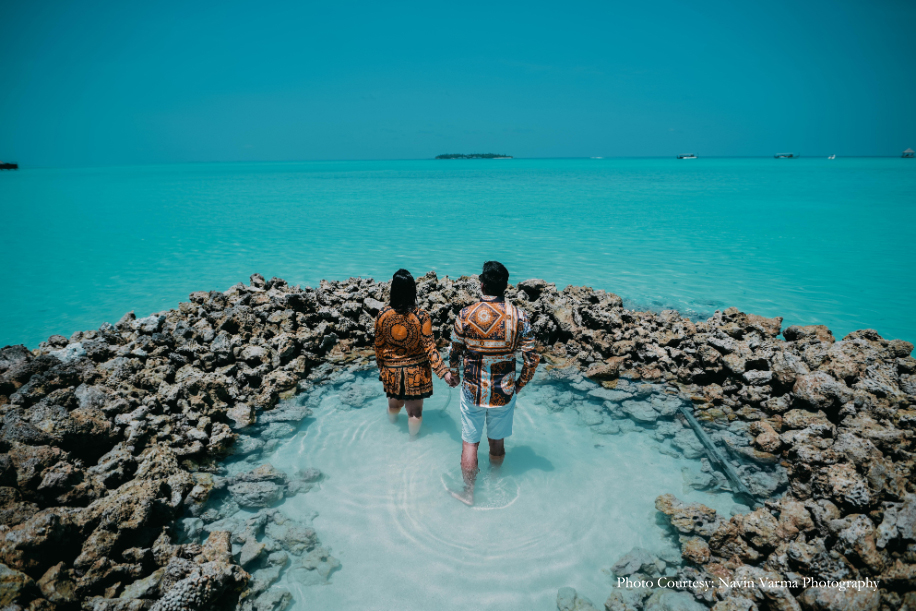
[389,269,417,314]
[480,261,509,297]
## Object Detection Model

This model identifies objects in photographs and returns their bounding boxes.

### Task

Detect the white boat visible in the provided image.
[828,154,836,159]
[774,153,797,159]
[677,153,697,159]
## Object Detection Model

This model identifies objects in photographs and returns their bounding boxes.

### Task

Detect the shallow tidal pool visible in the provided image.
[215,368,761,611]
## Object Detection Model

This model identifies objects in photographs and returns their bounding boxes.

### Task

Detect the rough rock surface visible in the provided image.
[1,273,914,610]
[557,586,601,611]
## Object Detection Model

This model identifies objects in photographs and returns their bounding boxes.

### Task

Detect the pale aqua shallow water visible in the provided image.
[209,370,758,611]
[1,158,914,347]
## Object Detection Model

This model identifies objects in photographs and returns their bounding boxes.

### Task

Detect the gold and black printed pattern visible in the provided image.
[374,306,447,399]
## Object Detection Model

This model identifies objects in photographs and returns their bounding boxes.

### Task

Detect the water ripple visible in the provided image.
[268,373,747,610]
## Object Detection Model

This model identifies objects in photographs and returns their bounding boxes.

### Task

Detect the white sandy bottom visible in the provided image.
[265,375,742,611]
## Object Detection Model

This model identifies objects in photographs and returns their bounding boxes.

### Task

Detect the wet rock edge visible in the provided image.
[0,271,912,610]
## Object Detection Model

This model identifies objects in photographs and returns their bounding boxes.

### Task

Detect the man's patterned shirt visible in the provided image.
[448,295,540,408]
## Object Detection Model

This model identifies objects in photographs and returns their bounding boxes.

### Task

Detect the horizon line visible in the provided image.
[2,155,911,171]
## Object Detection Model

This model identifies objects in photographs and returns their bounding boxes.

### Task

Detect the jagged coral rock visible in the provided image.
[0,508,77,575]
[655,494,721,538]
[148,559,248,611]
[1,273,914,610]
[0,561,38,606]
[783,325,835,345]
[556,586,600,611]
[682,537,711,564]
[770,498,814,541]
[793,372,853,413]
[811,463,873,511]
[734,508,781,552]
[878,558,916,588]
[711,598,758,611]
[829,514,886,574]
[876,493,916,548]
[729,565,801,611]
[36,561,77,604]
[797,586,879,611]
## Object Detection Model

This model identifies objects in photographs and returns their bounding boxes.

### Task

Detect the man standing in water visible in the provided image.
[447,261,540,506]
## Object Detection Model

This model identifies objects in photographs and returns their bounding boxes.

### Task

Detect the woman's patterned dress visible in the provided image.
[374,306,447,399]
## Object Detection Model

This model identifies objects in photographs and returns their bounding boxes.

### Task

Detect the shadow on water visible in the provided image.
[385,403,464,443]
[416,409,463,443]
[500,444,555,475]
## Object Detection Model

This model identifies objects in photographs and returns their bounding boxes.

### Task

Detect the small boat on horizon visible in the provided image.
[774,153,797,159]
[677,153,698,159]
[903,148,915,158]
[828,154,836,159]
[0,161,18,170]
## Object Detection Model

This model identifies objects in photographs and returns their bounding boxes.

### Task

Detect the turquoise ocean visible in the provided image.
[2,157,916,610]
[1,157,914,348]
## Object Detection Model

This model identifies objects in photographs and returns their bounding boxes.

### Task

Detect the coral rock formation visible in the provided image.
[1,272,913,610]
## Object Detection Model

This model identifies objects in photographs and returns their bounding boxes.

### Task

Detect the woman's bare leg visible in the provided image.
[405,399,423,438]
[388,398,404,423]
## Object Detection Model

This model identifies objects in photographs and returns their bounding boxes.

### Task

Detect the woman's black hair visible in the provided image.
[389,269,417,314]
[480,260,509,297]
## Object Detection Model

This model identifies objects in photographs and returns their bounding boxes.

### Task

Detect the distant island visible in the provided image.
[0,161,18,170]
[435,153,513,159]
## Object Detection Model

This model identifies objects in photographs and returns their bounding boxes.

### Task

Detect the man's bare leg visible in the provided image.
[388,398,404,423]
[488,438,506,474]
[405,399,423,439]
[451,441,479,506]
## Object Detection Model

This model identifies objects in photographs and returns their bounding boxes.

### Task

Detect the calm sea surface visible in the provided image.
[1,158,914,347]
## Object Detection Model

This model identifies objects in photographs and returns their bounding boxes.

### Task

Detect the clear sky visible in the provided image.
[1,0,914,167]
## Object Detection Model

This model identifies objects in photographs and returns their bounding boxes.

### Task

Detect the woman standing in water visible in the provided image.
[374,269,456,437]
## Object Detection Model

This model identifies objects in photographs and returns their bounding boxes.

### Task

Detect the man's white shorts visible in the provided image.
[459,389,517,443]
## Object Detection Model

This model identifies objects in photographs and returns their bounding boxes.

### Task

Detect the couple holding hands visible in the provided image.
[373,261,541,506]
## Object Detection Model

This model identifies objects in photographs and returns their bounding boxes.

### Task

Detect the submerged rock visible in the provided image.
[591,421,621,435]
[577,405,605,426]
[605,585,652,611]
[228,465,289,509]
[557,586,600,611]
[682,468,716,491]
[588,387,631,402]
[239,538,266,567]
[259,405,311,424]
[621,400,660,423]
[264,520,318,555]
[286,546,339,587]
[644,589,708,611]
[611,547,665,577]
[231,436,266,456]
[238,587,292,611]
[672,429,705,459]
